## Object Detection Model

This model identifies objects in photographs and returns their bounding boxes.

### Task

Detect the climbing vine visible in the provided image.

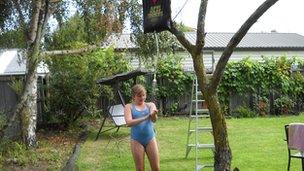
[218,56,304,115]
[155,53,193,114]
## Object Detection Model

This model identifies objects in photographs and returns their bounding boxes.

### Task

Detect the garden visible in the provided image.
[1,50,303,170]
[1,1,304,170]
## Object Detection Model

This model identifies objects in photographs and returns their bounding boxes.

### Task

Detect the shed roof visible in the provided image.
[0,49,48,76]
[190,32,304,50]
[107,32,304,51]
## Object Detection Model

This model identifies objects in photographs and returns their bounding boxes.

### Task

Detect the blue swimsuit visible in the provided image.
[131,104,155,148]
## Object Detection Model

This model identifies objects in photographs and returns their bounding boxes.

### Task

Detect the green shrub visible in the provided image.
[46,47,130,124]
[155,53,193,115]
[274,96,295,114]
[219,56,304,115]
[0,140,33,166]
[232,106,257,118]
[256,96,269,116]
[8,77,24,96]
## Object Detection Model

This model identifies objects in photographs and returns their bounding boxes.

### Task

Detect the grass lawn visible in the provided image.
[77,114,304,171]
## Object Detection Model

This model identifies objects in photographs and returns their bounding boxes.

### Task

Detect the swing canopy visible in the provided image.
[97,68,150,85]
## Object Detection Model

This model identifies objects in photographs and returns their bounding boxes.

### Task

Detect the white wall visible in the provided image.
[0,49,49,76]
[127,50,304,72]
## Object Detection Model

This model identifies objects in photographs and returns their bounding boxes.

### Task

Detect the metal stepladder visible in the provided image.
[185,75,215,171]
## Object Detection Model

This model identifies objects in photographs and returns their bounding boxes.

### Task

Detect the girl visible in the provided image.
[124,84,159,171]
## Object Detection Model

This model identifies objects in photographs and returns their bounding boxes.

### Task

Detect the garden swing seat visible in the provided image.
[108,104,126,127]
[95,68,149,140]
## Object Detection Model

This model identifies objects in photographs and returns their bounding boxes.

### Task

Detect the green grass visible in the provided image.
[77,114,304,171]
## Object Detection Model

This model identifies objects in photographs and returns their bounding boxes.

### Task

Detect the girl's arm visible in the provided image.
[124,104,150,127]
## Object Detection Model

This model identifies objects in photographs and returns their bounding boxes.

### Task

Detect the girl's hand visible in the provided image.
[150,109,158,122]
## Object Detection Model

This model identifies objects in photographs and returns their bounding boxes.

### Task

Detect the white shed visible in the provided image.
[0,49,48,124]
[0,49,48,76]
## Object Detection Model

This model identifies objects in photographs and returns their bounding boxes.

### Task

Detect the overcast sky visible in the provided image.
[171,0,304,36]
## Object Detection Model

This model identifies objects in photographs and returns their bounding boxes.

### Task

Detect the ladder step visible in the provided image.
[187,143,215,149]
[190,114,209,118]
[189,127,213,133]
[195,109,209,113]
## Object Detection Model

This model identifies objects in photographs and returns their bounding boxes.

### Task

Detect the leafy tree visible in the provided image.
[45,13,88,50]
[0,0,133,148]
[0,28,26,48]
[169,0,279,170]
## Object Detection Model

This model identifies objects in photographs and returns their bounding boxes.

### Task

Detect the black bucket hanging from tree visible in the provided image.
[143,0,172,33]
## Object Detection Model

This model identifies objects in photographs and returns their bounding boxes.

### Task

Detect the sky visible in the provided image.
[170,0,304,36]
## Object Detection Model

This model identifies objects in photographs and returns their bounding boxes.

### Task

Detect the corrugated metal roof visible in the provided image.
[106,32,304,50]
[104,33,136,49]
[185,32,304,49]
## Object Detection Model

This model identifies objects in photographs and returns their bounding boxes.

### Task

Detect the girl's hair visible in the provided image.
[131,84,146,97]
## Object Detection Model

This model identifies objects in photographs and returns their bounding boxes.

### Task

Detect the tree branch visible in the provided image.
[195,0,208,56]
[209,0,278,94]
[41,45,100,56]
[169,22,195,55]
[39,0,54,43]
[28,0,42,43]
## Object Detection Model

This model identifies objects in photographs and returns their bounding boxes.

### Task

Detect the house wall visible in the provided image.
[0,76,20,114]
[127,50,304,72]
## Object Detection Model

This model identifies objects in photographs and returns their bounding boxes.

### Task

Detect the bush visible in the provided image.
[232,106,257,118]
[274,96,295,115]
[155,54,193,115]
[256,96,269,116]
[219,56,304,115]
[0,140,30,166]
[46,47,130,124]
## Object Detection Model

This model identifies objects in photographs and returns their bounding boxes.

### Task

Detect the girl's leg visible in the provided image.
[145,138,160,171]
[131,140,145,171]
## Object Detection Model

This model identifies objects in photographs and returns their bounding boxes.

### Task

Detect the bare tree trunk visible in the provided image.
[193,52,232,170]
[205,93,231,170]
[21,61,38,147]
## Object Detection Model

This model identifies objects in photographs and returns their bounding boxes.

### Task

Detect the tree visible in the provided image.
[169,0,278,170]
[0,0,132,148]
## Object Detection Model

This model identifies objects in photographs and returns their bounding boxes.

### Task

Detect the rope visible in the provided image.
[152,32,159,102]
[172,0,190,21]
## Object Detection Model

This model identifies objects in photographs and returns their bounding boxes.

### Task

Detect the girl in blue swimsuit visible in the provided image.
[124,84,159,171]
